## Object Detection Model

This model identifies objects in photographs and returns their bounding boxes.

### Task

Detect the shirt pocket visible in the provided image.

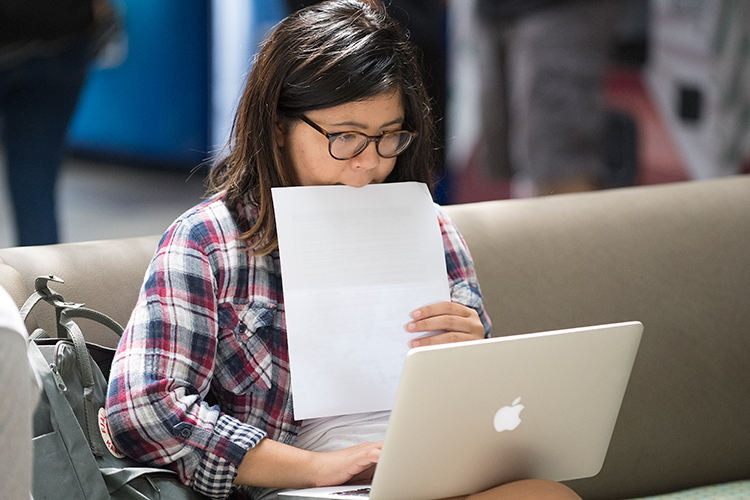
[214,301,279,395]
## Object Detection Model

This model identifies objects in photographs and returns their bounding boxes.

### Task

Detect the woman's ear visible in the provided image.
[275,121,285,148]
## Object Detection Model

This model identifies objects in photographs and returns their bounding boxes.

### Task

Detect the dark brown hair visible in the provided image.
[209,0,437,255]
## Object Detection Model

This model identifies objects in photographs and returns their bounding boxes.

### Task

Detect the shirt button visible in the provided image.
[180,428,192,438]
[238,324,247,333]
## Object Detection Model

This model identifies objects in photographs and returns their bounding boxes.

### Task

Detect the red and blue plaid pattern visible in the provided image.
[106,194,490,499]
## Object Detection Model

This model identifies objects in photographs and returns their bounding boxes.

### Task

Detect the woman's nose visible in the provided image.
[350,140,380,170]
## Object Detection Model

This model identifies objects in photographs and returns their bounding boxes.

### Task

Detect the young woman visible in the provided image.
[106,2,581,499]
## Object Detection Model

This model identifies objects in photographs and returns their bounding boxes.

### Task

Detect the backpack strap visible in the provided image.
[19,276,69,330]
[20,275,124,338]
[59,308,105,457]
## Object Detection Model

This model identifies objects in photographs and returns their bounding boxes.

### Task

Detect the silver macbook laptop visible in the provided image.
[280,321,643,500]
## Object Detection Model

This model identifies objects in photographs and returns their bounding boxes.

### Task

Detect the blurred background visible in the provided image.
[1,0,749,248]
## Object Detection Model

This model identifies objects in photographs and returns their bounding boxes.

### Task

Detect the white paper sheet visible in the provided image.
[272,182,450,419]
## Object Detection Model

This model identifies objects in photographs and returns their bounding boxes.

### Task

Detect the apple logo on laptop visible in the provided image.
[493,397,524,432]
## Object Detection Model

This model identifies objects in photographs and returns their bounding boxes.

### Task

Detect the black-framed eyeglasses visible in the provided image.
[299,115,417,161]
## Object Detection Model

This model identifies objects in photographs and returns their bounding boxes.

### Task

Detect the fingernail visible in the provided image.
[411,310,422,319]
[406,322,416,331]
[410,339,420,348]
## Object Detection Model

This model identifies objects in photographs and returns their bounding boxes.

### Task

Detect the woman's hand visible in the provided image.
[234,438,381,489]
[311,441,382,487]
[406,302,484,348]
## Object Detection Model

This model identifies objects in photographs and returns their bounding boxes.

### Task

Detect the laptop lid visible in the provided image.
[281,321,643,500]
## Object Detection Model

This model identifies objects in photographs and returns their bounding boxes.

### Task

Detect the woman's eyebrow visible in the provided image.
[331,117,405,129]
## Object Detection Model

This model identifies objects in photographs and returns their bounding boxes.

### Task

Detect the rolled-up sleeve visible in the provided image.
[436,205,492,338]
[106,212,266,499]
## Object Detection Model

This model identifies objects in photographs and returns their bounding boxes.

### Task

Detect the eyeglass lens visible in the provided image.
[330,131,414,160]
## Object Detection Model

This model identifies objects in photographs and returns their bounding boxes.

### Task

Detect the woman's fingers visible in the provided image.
[406,302,484,347]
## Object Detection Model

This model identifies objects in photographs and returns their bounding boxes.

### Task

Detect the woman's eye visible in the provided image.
[336,133,359,142]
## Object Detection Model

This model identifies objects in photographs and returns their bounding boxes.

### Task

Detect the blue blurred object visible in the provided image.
[69,0,287,168]
[210,0,286,159]
[69,0,211,168]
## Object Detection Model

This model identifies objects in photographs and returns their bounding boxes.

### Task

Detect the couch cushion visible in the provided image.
[627,480,750,500]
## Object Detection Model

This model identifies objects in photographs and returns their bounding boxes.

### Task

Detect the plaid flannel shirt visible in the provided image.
[106,194,491,499]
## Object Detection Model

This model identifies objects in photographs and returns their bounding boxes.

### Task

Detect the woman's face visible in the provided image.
[279,91,404,187]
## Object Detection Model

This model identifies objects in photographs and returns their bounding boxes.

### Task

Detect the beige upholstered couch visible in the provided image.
[2,176,749,500]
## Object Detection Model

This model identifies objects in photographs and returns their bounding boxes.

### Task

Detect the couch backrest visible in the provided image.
[446,175,750,499]
[0,235,161,347]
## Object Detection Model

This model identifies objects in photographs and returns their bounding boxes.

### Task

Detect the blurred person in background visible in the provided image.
[474,0,629,197]
[0,0,119,246]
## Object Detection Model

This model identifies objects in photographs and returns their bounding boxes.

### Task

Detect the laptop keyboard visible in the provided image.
[332,487,371,497]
